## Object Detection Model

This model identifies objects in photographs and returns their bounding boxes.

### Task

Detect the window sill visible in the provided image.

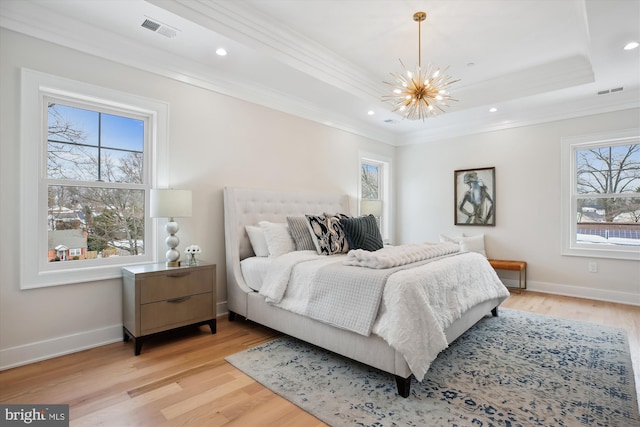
[562,245,640,261]
[21,259,156,289]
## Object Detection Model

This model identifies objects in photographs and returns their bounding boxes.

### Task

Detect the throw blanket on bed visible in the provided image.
[372,252,510,380]
[305,251,461,335]
[260,249,462,336]
[344,241,460,269]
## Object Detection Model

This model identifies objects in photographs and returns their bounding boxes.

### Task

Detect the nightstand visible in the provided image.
[122,262,216,355]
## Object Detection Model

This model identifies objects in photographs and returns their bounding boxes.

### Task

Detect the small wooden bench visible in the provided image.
[488,259,527,290]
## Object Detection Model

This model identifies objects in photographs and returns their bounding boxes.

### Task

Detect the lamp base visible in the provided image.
[165,228,181,267]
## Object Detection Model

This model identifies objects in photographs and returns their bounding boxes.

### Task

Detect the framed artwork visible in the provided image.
[454,167,495,226]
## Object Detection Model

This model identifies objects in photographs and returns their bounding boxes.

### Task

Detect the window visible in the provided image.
[561,129,640,260]
[21,69,168,288]
[47,101,146,262]
[360,154,391,242]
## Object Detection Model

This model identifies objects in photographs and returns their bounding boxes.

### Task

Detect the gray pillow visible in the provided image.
[286,216,316,251]
[339,215,384,252]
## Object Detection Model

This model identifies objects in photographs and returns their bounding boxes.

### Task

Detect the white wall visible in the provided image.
[396,109,640,304]
[0,29,395,369]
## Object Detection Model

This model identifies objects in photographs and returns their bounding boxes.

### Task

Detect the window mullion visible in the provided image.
[45,178,146,191]
[98,111,102,181]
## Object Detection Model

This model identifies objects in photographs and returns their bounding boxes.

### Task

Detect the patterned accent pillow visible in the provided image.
[339,214,384,252]
[286,216,316,251]
[305,213,350,255]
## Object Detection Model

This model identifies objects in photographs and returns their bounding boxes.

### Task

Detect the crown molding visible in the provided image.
[148,0,385,102]
[453,55,595,112]
[397,87,640,145]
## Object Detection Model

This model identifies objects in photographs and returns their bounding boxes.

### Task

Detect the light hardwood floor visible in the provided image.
[1,291,638,426]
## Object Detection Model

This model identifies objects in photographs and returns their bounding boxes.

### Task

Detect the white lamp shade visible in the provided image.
[360,199,382,217]
[150,189,192,219]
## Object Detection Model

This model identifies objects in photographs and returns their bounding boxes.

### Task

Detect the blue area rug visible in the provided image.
[226,308,639,426]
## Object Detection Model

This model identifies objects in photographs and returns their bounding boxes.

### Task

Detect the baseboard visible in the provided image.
[0,324,122,371]
[217,300,228,317]
[503,279,640,306]
[1,301,231,371]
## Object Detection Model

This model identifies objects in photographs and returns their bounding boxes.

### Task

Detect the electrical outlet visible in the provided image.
[588,262,598,273]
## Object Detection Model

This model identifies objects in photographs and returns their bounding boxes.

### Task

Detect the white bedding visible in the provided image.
[373,252,509,379]
[258,249,510,381]
[240,257,273,291]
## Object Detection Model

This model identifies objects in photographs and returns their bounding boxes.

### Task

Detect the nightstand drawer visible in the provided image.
[140,268,213,303]
[140,292,213,334]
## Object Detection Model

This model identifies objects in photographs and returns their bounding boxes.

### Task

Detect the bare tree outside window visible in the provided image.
[575,143,640,246]
[361,163,379,200]
[47,103,146,262]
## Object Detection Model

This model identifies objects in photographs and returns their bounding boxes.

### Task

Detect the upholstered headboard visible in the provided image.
[223,187,350,316]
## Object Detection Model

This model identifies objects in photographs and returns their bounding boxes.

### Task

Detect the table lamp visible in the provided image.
[150,189,192,267]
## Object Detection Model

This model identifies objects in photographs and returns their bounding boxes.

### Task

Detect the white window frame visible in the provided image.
[359,152,392,243]
[560,128,640,261]
[20,69,168,289]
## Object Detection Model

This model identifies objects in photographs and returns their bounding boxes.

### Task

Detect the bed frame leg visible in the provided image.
[491,307,498,317]
[395,375,411,398]
[228,311,237,321]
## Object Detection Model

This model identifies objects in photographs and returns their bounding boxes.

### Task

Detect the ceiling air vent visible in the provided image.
[141,19,160,32]
[141,17,178,38]
[597,87,623,95]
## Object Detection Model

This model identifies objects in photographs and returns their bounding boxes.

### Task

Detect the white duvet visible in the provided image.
[259,249,510,381]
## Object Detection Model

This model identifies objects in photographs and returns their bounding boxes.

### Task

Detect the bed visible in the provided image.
[223,187,509,397]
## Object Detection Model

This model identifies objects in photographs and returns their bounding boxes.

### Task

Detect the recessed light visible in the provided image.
[489,107,497,113]
[367,110,375,116]
[216,48,228,56]
[624,41,639,50]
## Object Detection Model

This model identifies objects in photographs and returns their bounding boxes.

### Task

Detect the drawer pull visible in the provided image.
[167,272,191,278]
[167,296,191,303]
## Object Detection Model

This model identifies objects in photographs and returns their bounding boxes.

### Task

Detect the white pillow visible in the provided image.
[439,233,486,257]
[259,221,296,257]
[439,233,465,243]
[459,234,487,257]
[245,225,269,257]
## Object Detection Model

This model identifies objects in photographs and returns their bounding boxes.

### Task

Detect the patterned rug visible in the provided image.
[225,309,639,427]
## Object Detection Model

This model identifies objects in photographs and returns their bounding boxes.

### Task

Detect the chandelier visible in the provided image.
[383,11,459,121]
